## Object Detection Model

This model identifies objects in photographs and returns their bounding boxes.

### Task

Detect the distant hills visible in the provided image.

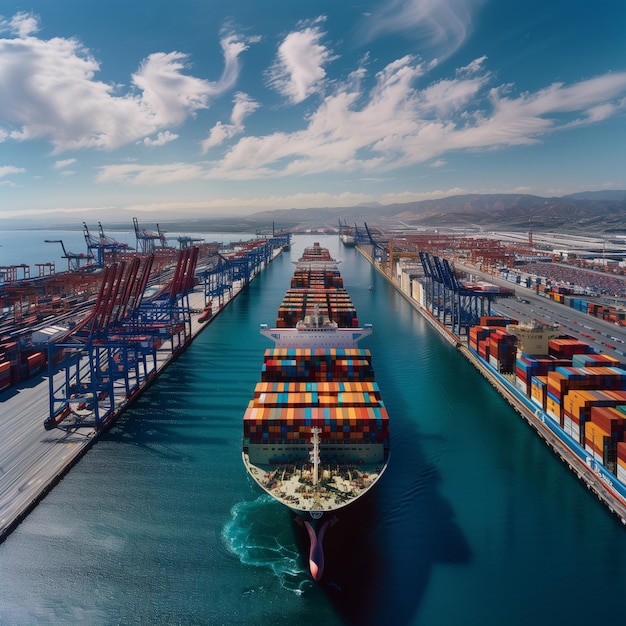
[241,191,626,233]
[6,190,626,234]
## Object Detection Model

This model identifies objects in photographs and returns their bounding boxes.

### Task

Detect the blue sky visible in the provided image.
[0,0,625,223]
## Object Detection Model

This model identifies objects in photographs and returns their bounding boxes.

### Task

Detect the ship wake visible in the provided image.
[222,496,313,595]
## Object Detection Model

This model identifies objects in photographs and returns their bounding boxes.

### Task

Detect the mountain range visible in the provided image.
[242,191,626,233]
[9,191,625,235]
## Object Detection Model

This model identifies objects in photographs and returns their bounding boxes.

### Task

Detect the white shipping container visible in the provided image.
[31,325,69,344]
[412,280,424,304]
[489,355,500,371]
[546,408,560,423]
[584,442,603,463]
[617,464,626,485]
[515,377,527,394]
[563,416,580,443]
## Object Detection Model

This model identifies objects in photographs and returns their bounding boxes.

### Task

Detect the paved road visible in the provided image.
[456,262,626,359]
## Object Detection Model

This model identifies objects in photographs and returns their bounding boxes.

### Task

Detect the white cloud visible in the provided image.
[97,162,208,186]
[203,60,626,179]
[117,186,492,217]
[94,39,626,188]
[0,205,116,219]
[200,92,259,152]
[132,52,215,125]
[231,92,260,127]
[201,122,235,152]
[266,17,337,104]
[361,0,484,62]
[0,11,40,37]
[0,165,25,177]
[143,131,179,146]
[54,158,77,169]
[123,189,466,214]
[457,55,487,77]
[0,16,253,153]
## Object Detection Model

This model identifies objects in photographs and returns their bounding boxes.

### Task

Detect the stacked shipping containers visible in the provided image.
[469,325,517,373]
[618,442,626,484]
[548,338,595,359]
[261,348,375,383]
[546,367,626,424]
[488,329,517,373]
[516,355,571,396]
[244,243,389,461]
[469,326,493,361]
[562,389,626,444]
[276,255,359,327]
[572,353,620,368]
[470,320,626,485]
[0,360,11,392]
[244,370,389,445]
[585,406,626,474]
[276,289,358,328]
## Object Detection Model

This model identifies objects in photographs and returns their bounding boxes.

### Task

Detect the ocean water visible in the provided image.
[2,234,626,625]
[0,227,257,272]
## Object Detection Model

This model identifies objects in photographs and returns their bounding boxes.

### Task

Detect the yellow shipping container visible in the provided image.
[585,421,610,446]
[546,395,561,421]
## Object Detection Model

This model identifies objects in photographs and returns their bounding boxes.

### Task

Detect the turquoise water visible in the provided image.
[2,235,626,625]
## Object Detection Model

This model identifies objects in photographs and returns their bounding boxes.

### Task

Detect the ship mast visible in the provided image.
[310,427,321,484]
[313,303,320,327]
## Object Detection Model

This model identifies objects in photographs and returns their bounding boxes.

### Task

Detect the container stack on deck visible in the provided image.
[244,351,389,446]
[243,244,389,460]
[275,258,359,328]
[261,347,374,382]
[469,325,517,373]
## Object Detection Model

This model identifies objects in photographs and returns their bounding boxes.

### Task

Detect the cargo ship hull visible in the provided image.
[340,233,356,247]
[242,243,390,580]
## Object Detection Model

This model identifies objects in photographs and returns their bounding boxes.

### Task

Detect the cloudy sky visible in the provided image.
[0,0,625,222]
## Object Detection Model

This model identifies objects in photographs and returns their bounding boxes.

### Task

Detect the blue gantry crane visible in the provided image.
[83,222,133,266]
[354,224,513,336]
[133,217,168,254]
[44,234,288,430]
[44,239,94,272]
[419,251,513,335]
[45,247,198,430]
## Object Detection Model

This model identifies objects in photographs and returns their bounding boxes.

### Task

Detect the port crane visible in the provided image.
[83,222,133,266]
[177,234,204,249]
[133,217,168,254]
[354,222,389,264]
[44,239,94,272]
[418,251,514,335]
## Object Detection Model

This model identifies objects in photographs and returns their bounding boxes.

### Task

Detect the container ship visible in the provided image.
[339,220,356,247]
[242,243,390,581]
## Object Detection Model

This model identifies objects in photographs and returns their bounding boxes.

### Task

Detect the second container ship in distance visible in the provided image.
[242,243,390,581]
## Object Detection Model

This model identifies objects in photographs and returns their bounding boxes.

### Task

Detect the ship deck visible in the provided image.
[243,454,387,513]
